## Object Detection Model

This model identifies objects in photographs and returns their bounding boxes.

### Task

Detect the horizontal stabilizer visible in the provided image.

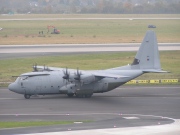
[142,69,170,73]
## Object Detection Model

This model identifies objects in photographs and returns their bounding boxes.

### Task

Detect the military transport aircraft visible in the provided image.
[8,30,168,99]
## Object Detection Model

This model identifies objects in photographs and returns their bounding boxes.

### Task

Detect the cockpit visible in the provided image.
[15,76,28,83]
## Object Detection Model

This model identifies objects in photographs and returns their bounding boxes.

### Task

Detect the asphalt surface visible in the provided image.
[0,43,180,134]
[0,86,180,135]
[0,17,180,21]
[1,43,180,59]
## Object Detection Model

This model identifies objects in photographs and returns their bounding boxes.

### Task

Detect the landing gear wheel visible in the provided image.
[24,94,31,99]
[85,94,93,98]
[67,93,74,97]
[75,94,82,98]
[75,93,93,98]
[75,93,84,98]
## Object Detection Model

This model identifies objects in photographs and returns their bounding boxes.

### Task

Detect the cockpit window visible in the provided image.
[15,77,20,83]
[15,76,28,83]
[20,76,28,80]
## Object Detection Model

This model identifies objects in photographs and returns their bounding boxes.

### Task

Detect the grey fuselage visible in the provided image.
[8,68,143,96]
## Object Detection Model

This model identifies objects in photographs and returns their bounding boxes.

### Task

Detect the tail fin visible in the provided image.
[131,30,167,73]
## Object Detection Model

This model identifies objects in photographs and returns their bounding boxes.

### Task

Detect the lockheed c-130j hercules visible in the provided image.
[8,30,168,99]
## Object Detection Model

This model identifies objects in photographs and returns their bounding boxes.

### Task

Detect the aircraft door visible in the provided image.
[97,81,108,92]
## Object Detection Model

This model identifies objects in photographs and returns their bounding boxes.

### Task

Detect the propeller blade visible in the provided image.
[74,67,81,81]
[32,63,38,71]
[62,67,70,82]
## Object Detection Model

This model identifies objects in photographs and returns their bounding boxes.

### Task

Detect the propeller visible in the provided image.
[32,63,38,72]
[62,67,70,85]
[43,64,50,71]
[74,68,82,81]
[74,68,85,86]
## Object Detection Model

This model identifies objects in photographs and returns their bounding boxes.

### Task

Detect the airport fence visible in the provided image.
[126,79,179,84]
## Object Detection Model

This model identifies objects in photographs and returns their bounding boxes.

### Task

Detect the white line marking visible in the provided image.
[123,117,139,120]
[74,122,83,124]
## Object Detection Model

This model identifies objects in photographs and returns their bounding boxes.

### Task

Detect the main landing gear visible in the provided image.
[67,93,74,97]
[67,93,93,98]
[24,94,93,99]
[24,94,31,99]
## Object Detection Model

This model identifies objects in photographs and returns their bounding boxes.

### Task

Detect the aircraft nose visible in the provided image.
[8,83,24,94]
[8,83,15,92]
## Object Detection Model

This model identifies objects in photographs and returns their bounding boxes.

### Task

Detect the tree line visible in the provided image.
[0,0,180,14]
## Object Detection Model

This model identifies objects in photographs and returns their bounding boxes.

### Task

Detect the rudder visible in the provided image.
[131,30,161,70]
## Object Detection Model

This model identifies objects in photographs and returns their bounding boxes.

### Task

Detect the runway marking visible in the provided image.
[74,122,83,124]
[123,117,139,120]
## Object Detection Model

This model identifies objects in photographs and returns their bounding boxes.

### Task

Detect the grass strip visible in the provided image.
[0,14,180,44]
[0,121,89,129]
[0,51,180,83]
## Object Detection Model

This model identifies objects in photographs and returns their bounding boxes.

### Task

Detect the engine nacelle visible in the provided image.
[80,74,96,84]
[59,84,77,94]
[68,74,97,84]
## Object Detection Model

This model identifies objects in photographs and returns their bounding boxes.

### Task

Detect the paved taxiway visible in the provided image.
[1,43,180,60]
[1,43,180,53]
[0,86,180,135]
[1,17,180,21]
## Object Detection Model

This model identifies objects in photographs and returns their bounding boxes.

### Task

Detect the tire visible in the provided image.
[67,93,74,97]
[85,94,93,98]
[75,93,83,98]
[75,93,93,98]
[24,94,31,99]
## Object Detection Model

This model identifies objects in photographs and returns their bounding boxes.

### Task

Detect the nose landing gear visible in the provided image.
[67,93,74,97]
[24,94,31,99]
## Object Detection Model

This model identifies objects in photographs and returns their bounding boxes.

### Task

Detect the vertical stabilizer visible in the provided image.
[131,30,161,70]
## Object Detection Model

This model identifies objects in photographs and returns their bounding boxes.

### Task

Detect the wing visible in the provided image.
[21,72,50,77]
[36,66,129,78]
[36,66,61,71]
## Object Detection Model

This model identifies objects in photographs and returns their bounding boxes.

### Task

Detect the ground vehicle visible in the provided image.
[47,26,60,34]
[148,25,156,28]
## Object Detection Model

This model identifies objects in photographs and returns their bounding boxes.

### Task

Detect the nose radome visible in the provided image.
[8,83,15,92]
[8,83,24,94]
